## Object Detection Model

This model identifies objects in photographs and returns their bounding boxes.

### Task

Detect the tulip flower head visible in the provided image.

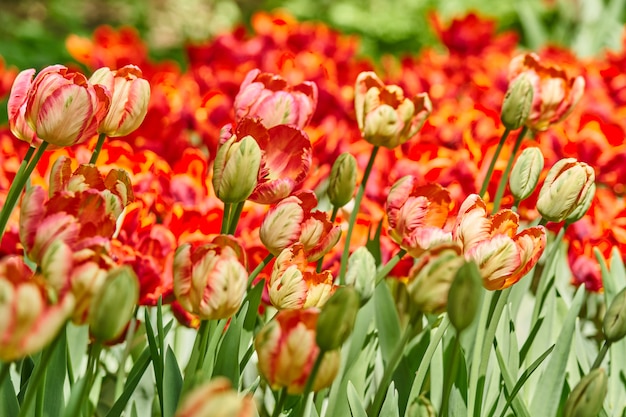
[234,68,318,129]
[254,308,341,394]
[173,235,248,320]
[355,71,431,148]
[14,65,111,147]
[508,53,585,131]
[90,65,151,137]
[453,194,546,290]
[260,190,341,262]
[175,377,258,417]
[268,244,336,310]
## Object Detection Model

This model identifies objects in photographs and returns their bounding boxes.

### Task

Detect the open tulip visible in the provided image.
[259,191,341,261]
[234,68,318,129]
[175,377,258,417]
[8,69,39,145]
[508,53,585,131]
[453,194,546,290]
[22,65,110,147]
[268,244,335,310]
[90,65,151,137]
[173,235,248,320]
[254,308,340,394]
[355,71,431,148]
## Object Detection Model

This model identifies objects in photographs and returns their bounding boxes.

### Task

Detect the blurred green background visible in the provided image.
[0,0,625,70]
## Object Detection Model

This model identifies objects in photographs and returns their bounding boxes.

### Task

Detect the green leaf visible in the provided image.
[379,382,400,417]
[529,285,585,417]
[374,282,401,364]
[1,365,19,417]
[43,326,67,417]
[347,381,368,417]
[163,347,183,417]
[518,317,544,363]
[105,348,152,417]
[213,307,243,385]
[365,222,383,265]
[143,308,164,415]
[242,279,265,332]
[345,296,374,370]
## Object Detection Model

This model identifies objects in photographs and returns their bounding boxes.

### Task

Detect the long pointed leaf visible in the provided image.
[163,347,183,417]
[347,381,368,417]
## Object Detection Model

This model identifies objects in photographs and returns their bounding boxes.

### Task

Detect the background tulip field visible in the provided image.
[3,1,626,417]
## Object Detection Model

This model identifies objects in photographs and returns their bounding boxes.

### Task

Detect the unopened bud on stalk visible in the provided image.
[563,368,608,417]
[509,147,544,202]
[536,158,595,223]
[603,287,626,343]
[328,152,357,208]
[88,266,139,342]
[316,286,360,352]
[566,182,596,224]
[345,247,376,303]
[213,135,262,203]
[500,75,533,130]
[447,261,482,333]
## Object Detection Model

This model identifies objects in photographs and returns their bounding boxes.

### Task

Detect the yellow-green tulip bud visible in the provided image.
[88,266,139,342]
[328,152,357,208]
[563,368,608,417]
[536,158,595,223]
[603,287,626,343]
[316,286,360,352]
[447,260,483,333]
[212,135,261,203]
[566,182,596,224]
[509,147,544,202]
[345,247,376,303]
[500,74,534,130]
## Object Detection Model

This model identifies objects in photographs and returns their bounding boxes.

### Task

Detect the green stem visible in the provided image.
[18,328,63,417]
[114,316,138,398]
[248,253,274,288]
[367,321,415,417]
[0,143,45,238]
[491,126,528,213]
[89,133,107,165]
[77,342,103,416]
[195,320,212,373]
[339,146,380,285]
[440,335,462,417]
[221,203,232,235]
[531,227,566,323]
[479,128,511,197]
[591,340,611,370]
[227,201,245,235]
[271,387,288,417]
[375,249,407,284]
[295,352,325,417]
[316,206,340,272]
[0,362,10,388]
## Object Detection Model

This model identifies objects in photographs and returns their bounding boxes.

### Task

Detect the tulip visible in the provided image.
[175,377,258,417]
[221,118,312,204]
[0,256,75,361]
[500,74,533,130]
[447,260,483,332]
[316,286,360,352]
[355,71,431,148]
[212,135,261,203]
[406,243,465,315]
[90,65,151,137]
[453,194,546,290]
[254,309,341,394]
[22,65,110,147]
[345,247,376,302]
[509,147,544,202]
[268,244,335,310]
[563,369,608,417]
[508,53,585,131]
[327,152,357,208]
[536,158,595,223]
[386,176,452,256]
[234,68,318,129]
[8,69,39,145]
[603,287,626,343]
[173,236,248,320]
[260,191,341,262]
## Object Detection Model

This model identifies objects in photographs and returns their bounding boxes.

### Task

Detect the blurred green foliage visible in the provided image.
[0,0,625,71]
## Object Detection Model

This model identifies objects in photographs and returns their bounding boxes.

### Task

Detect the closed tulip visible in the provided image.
[175,377,258,417]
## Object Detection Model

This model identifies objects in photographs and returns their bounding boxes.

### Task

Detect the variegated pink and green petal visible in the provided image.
[48,156,73,196]
[40,238,74,294]
[269,264,308,309]
[508,227,546,285]
[69,261,108,324]
[453,194,492,251]
[306,222,341,262]
[260,197,305,255]
[196,251,247,320]
[211,234,248,267]
[29,212,80,264]
[104,168,134,207]
[173,243,193,310]
[354,71,385,131]
[19,186,47,255]
[386,175,416,231]
[402,227,453,258]
[464,234,522,291]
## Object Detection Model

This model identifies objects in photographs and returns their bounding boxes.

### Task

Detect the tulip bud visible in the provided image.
[89,65,151,137]
[563,368,608,417]
[407,244,465,315]
[500,74,533,130]
[255,309,341,394]
[566,182,596,224]
[407,395,436,417]
[88,266,139,342]
[603,287,626,343]
[327,152,357,208]
[509,147,544,202]
[536,158,595,223]
[447,260,483,333]
[175,377,258,417]
[316,286,360,352]
[345,247,376,303]
[212,135,262,203]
